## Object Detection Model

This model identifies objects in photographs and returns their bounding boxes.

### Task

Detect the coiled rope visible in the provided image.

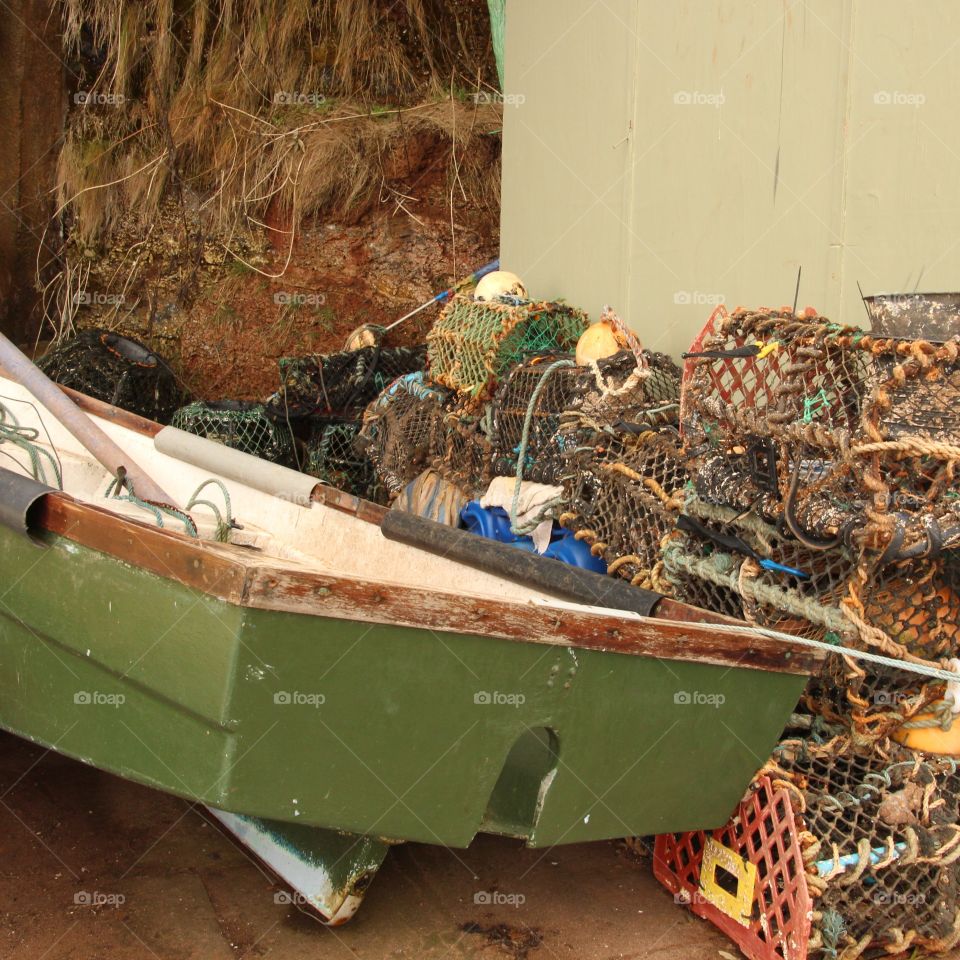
[0,400,62,488]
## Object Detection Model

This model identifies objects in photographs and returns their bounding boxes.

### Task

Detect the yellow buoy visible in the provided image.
[575,320,622,366]
[893,713,960,756]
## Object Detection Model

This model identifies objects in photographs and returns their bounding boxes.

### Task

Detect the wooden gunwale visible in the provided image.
[27,383,825,674]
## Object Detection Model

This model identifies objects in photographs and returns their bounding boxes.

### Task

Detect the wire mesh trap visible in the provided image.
[681,306,960,571]
[266,344,427,419]
[489,354,582,484]
[551,346,685,589]
[304,419,378,500]
[37,329,182,423]
[679,305,960,669]
[171,400,294,463]
[560,429,687,590]
[773,736,960,958]
[430,397,495,499]
[656,737,960,960]
[357,373,448,499]
[426,294,588,403]
[574,348,683,430]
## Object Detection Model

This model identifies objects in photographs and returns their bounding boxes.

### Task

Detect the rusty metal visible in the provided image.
[863,291,960,341]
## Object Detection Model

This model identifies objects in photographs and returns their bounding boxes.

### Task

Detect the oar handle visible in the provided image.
[381,258,501,333]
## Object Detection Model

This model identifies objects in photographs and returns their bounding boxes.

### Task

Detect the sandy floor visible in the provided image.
[0,731,733,960]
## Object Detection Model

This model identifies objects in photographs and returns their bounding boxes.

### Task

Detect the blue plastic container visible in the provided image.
[459,502,607,574]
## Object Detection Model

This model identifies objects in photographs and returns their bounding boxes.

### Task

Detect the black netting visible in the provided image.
[771,736,960,956]
[489,354,582,484]
[357,374,448,498]
[304,419,378,499]
[266,345,426,419]
[37,329,182,423]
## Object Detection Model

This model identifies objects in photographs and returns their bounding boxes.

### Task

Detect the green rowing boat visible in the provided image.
[0,374,823,921]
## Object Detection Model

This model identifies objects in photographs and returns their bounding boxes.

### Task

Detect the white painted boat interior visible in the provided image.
[0,376,558,606]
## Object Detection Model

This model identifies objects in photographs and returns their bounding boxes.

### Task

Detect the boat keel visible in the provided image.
[207,808,392,924]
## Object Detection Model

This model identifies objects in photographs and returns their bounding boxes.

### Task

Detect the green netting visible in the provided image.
[171,400,293,463]
[427,294,587,404]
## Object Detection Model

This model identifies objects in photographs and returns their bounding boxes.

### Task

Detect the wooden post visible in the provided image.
[0,0,64,346]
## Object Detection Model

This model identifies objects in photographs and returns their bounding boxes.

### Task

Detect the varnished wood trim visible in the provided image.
[58,385,165,438]
[36,493,823,676]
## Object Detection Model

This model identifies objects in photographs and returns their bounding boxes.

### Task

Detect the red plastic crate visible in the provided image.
[653,775,812,960]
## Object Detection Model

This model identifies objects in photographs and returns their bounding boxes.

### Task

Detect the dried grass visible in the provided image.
[56,0,500,248]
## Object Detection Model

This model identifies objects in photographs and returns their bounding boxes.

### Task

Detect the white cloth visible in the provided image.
[480,476,563,554]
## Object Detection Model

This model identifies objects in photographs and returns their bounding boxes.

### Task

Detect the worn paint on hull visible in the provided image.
[0,522,807,847]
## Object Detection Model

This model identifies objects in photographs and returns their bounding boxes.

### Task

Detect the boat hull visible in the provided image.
[0,520,808,847]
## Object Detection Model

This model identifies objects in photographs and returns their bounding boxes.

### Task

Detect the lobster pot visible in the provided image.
[662,494,858,639]
[682,307,960,569]
[267,344,426,419]
[560,430,687,589]
[681,306,960,664]
[358,374,447,498]
[803,657,948,745]
[575,349,682,428]
[655,737,960,960]
[38,329,182,423]
[305,420,376,499]
[171,400,293,463]
[489,354,582,483]
[430,399,494,499]
[426,294,587,403]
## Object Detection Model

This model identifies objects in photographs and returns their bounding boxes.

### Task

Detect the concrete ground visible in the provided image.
[0,731,732,960]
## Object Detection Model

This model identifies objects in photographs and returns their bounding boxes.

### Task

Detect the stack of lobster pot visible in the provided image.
[655,297,960,960]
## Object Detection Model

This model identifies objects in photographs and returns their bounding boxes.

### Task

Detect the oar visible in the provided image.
[0,331,178,507]
[343,258,500,350]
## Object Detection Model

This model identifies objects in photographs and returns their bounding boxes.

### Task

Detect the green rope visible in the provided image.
[185,479,236,543]
[104,473,198,538]
[509,358,574,536]
[0,402,63,489]
[662,542,960,683]
[820,909,845,957]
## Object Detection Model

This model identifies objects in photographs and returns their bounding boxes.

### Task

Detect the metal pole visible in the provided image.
[0,332,179,507]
